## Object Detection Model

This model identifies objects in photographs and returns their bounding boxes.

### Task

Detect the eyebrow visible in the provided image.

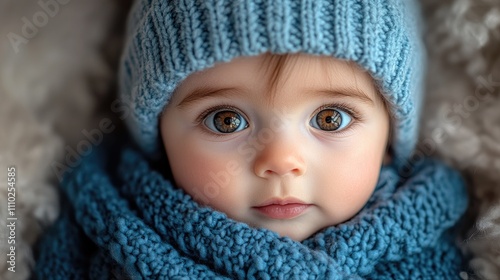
[311,87,375,105]
[176,86,241,109]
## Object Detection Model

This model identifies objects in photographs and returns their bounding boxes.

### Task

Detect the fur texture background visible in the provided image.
[0,1,129,279]
[0,0,499,279]
[420,0,500,279]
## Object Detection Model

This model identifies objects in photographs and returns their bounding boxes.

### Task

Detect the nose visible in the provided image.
[253,135,306,178]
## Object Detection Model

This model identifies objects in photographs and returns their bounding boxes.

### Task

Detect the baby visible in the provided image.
[160,54,391,241]
[35,0,469,279]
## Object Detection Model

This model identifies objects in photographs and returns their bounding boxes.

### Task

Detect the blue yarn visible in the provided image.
[119,0,426,167]
[33,1,469,278]
[35,141,468,279]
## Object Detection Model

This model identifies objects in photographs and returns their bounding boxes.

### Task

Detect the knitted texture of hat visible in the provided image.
[35,141,467,279]
[119,0,425,167]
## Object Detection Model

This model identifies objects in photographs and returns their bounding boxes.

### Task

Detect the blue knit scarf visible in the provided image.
[35,140,468,279]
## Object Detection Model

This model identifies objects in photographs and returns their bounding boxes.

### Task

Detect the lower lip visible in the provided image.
[253,204,310,219]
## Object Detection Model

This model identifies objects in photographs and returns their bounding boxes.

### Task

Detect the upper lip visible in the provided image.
[253,197,309,207]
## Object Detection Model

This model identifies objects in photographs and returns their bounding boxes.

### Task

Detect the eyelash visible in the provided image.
[195,102,363,136]
[195,104,242,123]
[316,102,362,120]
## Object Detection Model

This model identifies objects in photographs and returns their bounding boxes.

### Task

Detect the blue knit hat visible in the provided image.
[119,0,425,167]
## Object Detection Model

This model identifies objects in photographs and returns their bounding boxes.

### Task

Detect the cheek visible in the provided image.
[163,134,246,213]
[323,153,379,209]
[315,134,386,222]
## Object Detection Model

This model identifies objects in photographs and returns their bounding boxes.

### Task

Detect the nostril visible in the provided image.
[264,170,281,176]
[263,167,303,177]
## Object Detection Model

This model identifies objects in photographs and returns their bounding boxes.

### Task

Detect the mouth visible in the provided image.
[252,198,311,220]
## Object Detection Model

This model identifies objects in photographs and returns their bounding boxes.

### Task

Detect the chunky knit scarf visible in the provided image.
[35,140,468,279]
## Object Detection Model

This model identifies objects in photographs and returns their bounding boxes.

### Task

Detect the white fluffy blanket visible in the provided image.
[0,1,126,279]
[421,0,500,279]
[0,0,499,279]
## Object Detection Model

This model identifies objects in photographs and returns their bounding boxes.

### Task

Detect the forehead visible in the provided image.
[173,53,381,105]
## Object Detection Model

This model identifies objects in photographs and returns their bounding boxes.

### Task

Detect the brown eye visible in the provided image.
[311,108,351,131]
[204,110,248,133]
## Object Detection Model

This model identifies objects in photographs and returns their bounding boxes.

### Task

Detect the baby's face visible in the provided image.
[161,54,389,241]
